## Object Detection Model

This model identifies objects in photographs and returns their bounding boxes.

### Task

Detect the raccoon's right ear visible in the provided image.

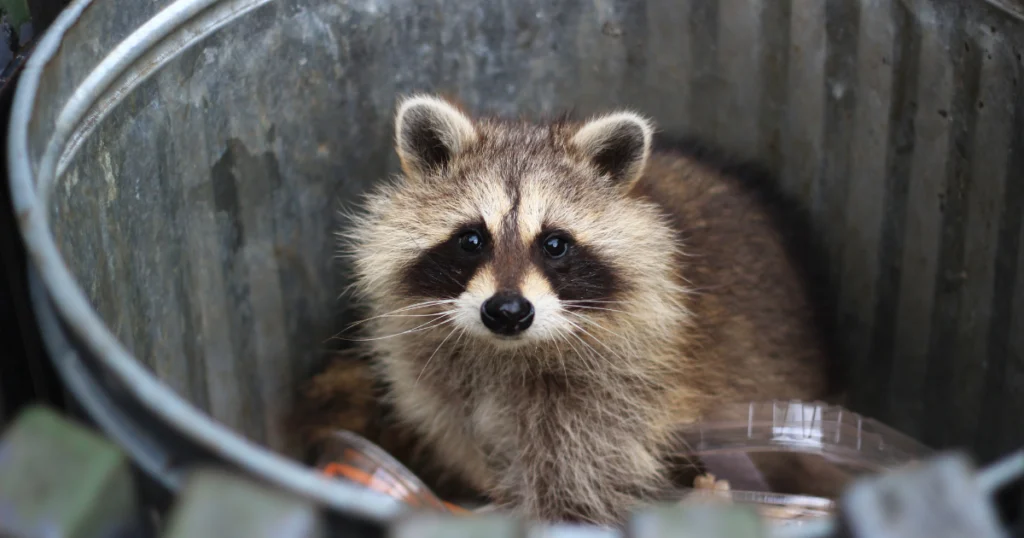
[570,112,654,187]
[394,95,478,179]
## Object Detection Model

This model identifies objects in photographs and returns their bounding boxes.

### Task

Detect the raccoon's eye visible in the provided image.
[542,234,571,259]
[459,230,485,253]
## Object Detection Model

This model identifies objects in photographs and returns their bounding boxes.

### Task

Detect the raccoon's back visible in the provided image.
[631,147,833,406]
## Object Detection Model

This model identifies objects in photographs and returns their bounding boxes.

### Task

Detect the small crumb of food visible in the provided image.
[693,472,731,492]
[684,473,832,524]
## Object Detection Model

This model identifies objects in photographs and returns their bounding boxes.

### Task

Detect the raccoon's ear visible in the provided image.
[394,95,478,179]
[570,112,653,186]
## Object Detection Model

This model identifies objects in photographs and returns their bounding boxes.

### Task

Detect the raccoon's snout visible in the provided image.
[481,292,535,336]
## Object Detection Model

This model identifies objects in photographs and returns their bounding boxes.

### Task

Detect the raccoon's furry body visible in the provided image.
[298,96,832,525]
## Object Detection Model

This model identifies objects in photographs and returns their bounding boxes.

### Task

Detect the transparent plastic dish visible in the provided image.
[673,400,933,527]
[314,400,932,524]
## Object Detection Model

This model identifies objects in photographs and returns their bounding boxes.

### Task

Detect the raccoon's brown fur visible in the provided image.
[296,95,832,525]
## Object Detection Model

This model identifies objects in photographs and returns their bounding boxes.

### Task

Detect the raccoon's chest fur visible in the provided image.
[458,368,661,458]
[382,343,679,522]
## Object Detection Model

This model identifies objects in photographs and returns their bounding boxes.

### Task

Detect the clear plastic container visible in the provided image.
[673,400,933,527]
[314,401,932,523]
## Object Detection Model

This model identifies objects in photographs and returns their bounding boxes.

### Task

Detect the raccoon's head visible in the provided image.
[346,95,686,358]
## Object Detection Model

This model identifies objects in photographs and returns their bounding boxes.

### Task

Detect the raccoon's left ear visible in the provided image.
[570,112,654,187]
[394,95,478,180]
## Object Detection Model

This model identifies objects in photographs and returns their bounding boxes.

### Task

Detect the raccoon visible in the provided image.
[313,95,833,525]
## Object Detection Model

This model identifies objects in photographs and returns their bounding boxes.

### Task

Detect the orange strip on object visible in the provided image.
[320,462,423,507]
[322,462,374,485]
[321,462,469,514]
[443,501,471,514]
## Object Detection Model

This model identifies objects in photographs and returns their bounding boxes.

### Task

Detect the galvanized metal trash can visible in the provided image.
[7,0,1024,531]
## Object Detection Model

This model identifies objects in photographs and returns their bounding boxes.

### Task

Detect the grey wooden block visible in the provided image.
[161,468,324,538]
[628,501,765,538]
[838,452,1005,538]
[0,406,139,538]
[390,512,523,538]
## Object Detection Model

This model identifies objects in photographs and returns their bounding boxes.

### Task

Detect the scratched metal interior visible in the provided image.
[46,0,1024,462]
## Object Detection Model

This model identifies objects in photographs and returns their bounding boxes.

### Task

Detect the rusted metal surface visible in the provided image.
[6,0,1024,532]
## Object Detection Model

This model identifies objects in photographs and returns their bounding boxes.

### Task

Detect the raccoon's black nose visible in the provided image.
[481,293,535,335]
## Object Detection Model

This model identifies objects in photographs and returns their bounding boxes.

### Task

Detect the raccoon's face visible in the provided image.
[349,96,681,350]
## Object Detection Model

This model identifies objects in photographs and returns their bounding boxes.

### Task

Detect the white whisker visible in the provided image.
[561,300,629,305]
[564,304,633,316]
[564,310,626,340]
[416,325,463,385]
[557,314,620,371]
[341,299,458,331]
[332,314,458,342]
[553,326,595,378]
[562,311,629,361]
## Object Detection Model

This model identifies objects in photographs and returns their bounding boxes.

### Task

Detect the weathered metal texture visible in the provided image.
[6,0,1024,530]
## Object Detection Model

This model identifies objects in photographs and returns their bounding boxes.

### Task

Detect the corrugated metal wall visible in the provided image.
[606,0,1024,460]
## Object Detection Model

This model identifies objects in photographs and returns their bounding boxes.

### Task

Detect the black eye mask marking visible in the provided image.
[403,223,492,298]
[533,229,623,305]
[401,222,624,306]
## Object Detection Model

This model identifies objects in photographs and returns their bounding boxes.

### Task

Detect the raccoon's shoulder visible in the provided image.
[631,134,838,379]
[632,135,823,280]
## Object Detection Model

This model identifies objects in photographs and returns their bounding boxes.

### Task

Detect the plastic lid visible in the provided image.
[311,401,931,524]
[674,400,932,470]
[671,400,933,527]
